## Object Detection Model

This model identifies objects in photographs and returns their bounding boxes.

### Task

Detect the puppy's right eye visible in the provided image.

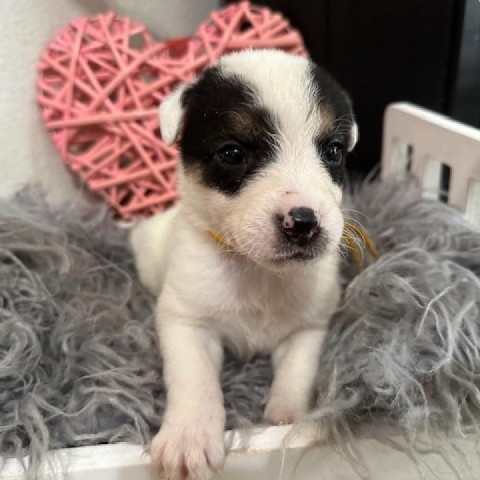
[214,144,246,166]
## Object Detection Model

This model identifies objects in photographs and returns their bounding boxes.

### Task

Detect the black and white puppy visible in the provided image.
[130,49,357,480]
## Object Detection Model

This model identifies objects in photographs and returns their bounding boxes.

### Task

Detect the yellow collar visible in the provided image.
[209,223,379,271]
[209,230,229,247]
[342,222,379,272]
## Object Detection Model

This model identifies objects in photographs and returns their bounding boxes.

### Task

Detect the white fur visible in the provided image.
[159,83,188,145]
[131,50,355,480]
[129,204,179,294]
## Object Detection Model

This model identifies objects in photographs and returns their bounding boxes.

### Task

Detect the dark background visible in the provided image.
[227,0,480,176]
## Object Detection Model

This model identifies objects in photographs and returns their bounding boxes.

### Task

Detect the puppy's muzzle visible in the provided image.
[278,207,321,246]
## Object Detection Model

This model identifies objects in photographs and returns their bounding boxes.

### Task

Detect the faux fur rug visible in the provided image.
[1,178,480,478]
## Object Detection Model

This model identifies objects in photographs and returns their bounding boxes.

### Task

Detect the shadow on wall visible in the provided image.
[73,0,221,39]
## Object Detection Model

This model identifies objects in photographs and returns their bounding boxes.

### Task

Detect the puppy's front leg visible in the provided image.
[264,328,326,425]
[151,321,225,480]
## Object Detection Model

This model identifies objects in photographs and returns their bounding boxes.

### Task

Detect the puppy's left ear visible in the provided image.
[348,122,359,151]
[159,83,189,145]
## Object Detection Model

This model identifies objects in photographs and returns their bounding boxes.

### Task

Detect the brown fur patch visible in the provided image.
[316,100,336,138]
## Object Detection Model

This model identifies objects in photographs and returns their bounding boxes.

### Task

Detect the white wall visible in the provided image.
[0,0,219,203]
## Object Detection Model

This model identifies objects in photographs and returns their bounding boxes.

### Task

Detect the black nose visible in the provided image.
[280,207,320,244]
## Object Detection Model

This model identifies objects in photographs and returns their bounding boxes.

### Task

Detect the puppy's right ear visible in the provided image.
[159,83,189,145]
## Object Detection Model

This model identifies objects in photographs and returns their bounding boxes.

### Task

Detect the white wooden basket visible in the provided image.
[382,102,480,226]
[4,103,480,479]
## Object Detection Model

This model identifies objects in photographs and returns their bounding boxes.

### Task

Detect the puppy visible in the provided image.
[130,49,357,480]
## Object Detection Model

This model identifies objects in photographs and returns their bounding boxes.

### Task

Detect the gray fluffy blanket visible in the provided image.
[1,178,480,477]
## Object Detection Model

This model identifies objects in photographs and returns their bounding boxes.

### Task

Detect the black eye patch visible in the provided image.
[309,62,356,185]
[315,136,349,185]
[179,68,279,195]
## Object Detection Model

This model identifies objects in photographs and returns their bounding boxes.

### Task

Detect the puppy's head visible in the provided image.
[160,49,357,269]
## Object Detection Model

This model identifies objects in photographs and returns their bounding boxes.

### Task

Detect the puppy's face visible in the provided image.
[160,50,357,269]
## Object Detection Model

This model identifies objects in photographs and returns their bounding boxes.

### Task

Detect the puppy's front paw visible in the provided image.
[263,394,307,426]
[150,415,225,480]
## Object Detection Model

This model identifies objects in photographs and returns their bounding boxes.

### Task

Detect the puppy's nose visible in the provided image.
[280,207,320,244]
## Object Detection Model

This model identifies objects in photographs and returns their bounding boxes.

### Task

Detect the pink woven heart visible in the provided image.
[37,2,307,218]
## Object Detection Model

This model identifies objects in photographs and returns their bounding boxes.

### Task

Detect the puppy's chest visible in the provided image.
[199,262,329,354]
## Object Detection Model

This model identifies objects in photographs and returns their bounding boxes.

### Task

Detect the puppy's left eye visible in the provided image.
[324,142,346,164]
[214,144,246,166]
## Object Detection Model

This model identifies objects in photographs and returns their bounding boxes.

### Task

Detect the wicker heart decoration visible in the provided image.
[37,2,307,218]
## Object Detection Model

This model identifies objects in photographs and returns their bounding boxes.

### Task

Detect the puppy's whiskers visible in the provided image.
[341,208,368,221]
